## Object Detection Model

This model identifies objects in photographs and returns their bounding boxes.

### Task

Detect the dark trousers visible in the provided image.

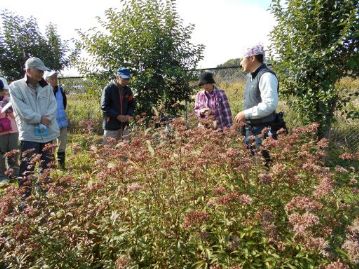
[19,140,54,197]
[243,125,275,167]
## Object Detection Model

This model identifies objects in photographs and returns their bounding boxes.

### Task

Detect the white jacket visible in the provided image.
[9,76,60,143]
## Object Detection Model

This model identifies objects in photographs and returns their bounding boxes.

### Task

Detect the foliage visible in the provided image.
[217,81,246,117]
[0,10,74,81]
[65,93,103,134]
[335,77,359,120]
[269,0,359,137]
[76,0,204,117]
[0,121,358,268]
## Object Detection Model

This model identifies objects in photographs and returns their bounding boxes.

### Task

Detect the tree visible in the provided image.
[76,0,204,116]
[44,23,71,71]
[0,11,72,81]
[270,0,359,137]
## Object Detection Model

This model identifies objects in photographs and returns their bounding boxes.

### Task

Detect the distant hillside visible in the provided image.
[213,58,247,83]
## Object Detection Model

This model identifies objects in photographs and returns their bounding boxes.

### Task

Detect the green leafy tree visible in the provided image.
[0,11,72,81]
[76,0,204,116]
[43,23,72,71]
[270,0,359,137]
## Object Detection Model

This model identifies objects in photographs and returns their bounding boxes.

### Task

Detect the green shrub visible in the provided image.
[0,121,358,268]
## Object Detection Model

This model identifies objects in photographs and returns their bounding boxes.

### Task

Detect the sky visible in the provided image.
[0,0,275,73]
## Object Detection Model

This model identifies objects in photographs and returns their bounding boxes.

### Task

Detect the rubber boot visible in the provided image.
[57,151,66,170]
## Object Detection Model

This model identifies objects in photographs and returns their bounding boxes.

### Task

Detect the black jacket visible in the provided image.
[100,81,135,130]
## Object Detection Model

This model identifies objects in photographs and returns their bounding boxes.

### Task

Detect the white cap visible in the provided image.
[44,70,58,80]
[0,77,9,90]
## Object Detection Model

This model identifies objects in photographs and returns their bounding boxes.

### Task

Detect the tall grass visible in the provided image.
[66,93,103,135]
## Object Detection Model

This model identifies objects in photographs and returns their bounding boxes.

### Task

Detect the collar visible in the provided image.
[250,64,267,79]
[206,90,215,96]
[24,75,48,88]
[204,87,217,97]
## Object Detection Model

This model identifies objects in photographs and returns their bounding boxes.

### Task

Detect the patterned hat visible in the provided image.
[243,44,265,58]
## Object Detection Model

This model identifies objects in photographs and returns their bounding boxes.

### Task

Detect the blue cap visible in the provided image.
[0,79,4,90]
[117,67,131,79]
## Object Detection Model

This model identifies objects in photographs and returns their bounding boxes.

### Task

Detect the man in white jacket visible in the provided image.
[9,57,59,197]
[234,44,281,166]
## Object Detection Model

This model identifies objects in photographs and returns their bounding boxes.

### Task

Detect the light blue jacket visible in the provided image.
[9,76,60,143]
[54,86,68,128]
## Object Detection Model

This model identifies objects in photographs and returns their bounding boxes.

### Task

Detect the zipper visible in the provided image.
[119,87,124,115]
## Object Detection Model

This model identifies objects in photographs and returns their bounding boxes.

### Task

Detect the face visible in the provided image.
[0,90,9,101]
[240,56,253,73]
[202,83,214,92]
[116,76,130,87]
[47,74,58,88]
[26,68,44,82]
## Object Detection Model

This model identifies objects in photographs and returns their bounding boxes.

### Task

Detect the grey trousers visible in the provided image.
[103,127,130,144]
[57,127,68,153]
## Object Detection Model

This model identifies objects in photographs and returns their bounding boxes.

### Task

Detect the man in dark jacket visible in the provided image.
[101,67,135,143]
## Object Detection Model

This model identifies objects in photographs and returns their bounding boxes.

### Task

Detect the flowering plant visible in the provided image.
[0,121,358,268]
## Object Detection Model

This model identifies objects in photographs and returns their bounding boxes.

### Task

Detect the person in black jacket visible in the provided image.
[101,67,135,143]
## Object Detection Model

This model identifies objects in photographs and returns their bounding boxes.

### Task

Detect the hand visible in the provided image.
[41,116,51,126]
[199,107,210,116]
[116,115,126,122]
[234,111,246,124]
[117,115,132,122]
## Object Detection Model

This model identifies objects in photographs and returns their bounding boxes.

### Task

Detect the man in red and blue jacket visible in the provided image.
[101,67,135,142]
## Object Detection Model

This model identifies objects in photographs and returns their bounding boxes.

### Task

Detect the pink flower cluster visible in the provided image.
[324,260,350,269]
[183,211,209,229]
[285,196,323,213]
[216,192,253,206]
[342,217,359,264]
[258,173,272,184]
[313,176,334,198]
[339,153,356,160]
[127,182,143,192]
[288,212,319,235]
